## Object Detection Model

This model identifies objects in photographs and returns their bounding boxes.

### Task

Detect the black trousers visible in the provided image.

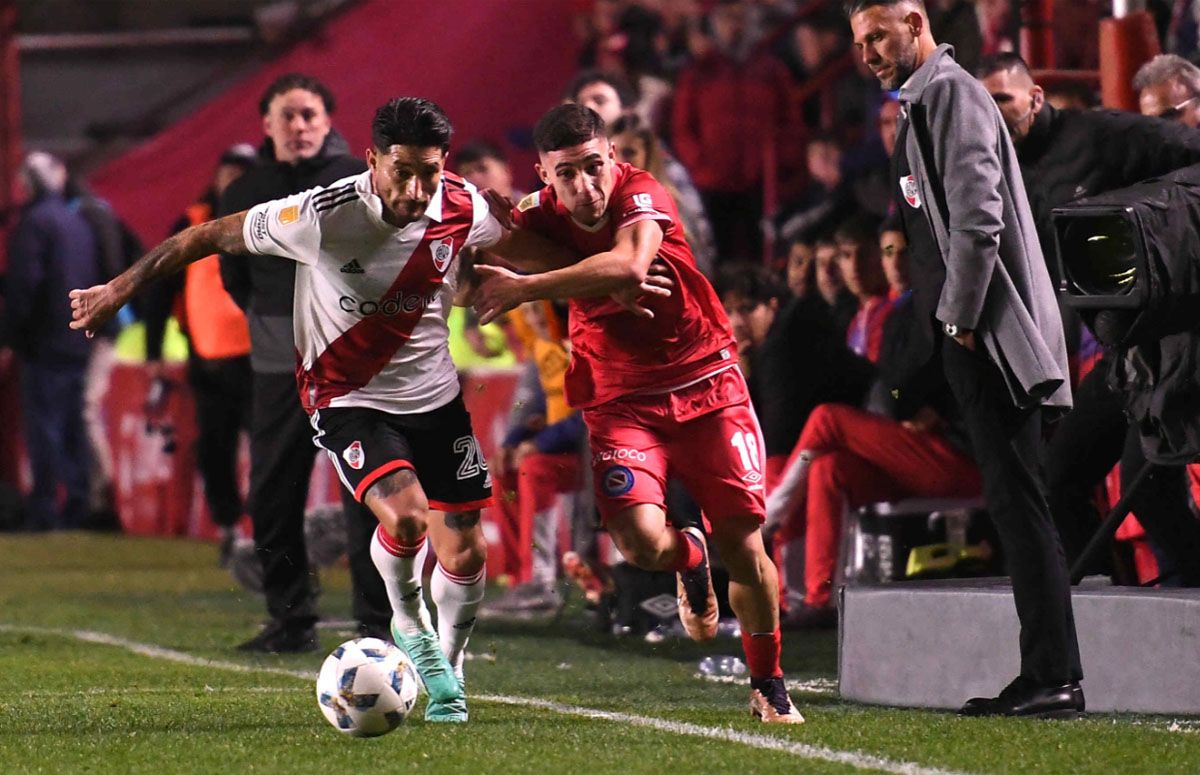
[1045,355,1200,585]
[942,338,1082,685]
[248,371,390,628]
[188,354,251,529]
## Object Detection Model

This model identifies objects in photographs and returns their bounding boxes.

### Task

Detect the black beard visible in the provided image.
[885,46,919,91]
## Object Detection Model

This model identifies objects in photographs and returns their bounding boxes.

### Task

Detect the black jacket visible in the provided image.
[1018,105,1200,286]
[871,292,968,451]
[748,296,875,456]
[218,129,366,373]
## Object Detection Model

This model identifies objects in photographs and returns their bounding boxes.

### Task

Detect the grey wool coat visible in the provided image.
[898,44,1072,411]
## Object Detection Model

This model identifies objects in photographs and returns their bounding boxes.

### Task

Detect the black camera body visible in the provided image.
[1052,163,1200,464]
[1053,164,1200,348]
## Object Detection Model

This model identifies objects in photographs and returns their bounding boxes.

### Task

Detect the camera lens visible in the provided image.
[1062,216,1139,297]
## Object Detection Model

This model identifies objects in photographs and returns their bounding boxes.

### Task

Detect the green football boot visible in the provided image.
[392,620,468,723]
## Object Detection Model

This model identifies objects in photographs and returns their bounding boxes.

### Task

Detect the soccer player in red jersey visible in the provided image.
[473,104,803,723]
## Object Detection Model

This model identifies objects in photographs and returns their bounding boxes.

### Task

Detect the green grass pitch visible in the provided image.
[0,533,1197,774]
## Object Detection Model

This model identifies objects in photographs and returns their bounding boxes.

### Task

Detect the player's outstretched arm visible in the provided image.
[69,212,249,336]
[474,219,666,324]
[476,188,576,273]
[488,226,579,273]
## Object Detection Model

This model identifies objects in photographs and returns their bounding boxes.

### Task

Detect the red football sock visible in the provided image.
[669,528,704,572]
[742,628,783,680]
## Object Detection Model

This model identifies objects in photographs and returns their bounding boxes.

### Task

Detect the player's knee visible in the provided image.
[366,469,429,540]
[611,529,672,570]
[377,508,430,543]
[712,516,770,571]
[607,505,673,569]
[370,497,431,542]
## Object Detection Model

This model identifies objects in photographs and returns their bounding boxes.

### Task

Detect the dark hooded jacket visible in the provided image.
[3,193,99,365]
[218,129,365,373]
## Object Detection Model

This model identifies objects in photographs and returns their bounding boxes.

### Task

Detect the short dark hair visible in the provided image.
[878,212,904,235]
[977,51,1032,80]
[715,263,788,305]
[533,103,606,153]
[843,0,925,17]
[258,73,336,116]
[567,69,638,108]
[834,213,882,247]
[371,97,454,152]
[456,139,506,166]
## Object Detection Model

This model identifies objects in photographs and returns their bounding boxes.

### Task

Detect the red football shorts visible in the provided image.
[582,367,767,524]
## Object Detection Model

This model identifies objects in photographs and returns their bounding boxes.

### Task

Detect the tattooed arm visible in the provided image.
[69,212,249,335]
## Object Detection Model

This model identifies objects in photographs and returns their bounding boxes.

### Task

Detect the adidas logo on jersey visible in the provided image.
[340,259,365,274]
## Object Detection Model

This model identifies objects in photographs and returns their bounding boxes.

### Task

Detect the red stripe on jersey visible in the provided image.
[297,178,475,412]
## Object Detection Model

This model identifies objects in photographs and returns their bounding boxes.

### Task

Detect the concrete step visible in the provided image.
[838,578,1200,714]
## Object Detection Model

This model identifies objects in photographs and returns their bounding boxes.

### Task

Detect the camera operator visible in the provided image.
[978,53,1200,585]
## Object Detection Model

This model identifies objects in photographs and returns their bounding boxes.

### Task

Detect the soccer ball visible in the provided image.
[316,637,421,737]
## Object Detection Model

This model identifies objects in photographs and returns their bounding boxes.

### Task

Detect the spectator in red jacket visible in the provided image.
[671,0,800,264]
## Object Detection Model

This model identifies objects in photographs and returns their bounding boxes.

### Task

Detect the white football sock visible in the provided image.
[431,562,485,678]
[369,525,432,636]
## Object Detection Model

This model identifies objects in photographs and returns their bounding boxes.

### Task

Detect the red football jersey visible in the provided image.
[513,163,736,408]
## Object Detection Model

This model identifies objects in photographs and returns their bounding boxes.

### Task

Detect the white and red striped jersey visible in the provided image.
[242,170,502,414]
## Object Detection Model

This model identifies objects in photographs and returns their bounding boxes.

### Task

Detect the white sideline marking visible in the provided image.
[474,693,969,775]
[1,624,968,775]
[19,686,295,698]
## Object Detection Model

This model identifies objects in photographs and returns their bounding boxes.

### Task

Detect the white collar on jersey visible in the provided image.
[423,178,446,222]
[359,171,446,226]
[570,212,609,233]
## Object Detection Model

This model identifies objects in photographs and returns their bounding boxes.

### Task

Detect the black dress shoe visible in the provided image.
[236,619,319,654]
[959,676,1084,719]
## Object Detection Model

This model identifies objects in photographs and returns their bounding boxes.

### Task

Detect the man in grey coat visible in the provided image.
[845,0,1083,718]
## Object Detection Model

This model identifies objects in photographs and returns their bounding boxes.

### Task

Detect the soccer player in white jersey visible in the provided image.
[69,97,668,724]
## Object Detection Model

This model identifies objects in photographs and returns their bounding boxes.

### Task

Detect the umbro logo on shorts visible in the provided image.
[340,259,365,274]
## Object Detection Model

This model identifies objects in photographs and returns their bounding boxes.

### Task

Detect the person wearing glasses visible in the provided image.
[1134,54,1200,128]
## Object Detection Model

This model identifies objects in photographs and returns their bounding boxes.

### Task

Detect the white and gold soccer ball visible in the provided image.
[316,637,420,737]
